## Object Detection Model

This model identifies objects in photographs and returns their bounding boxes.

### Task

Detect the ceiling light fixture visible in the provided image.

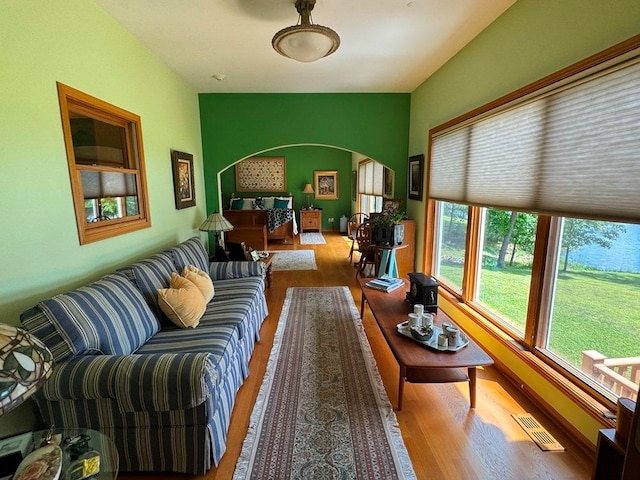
[272,0,340,63]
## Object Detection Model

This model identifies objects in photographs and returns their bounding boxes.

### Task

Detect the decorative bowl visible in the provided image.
[410,325,434,341]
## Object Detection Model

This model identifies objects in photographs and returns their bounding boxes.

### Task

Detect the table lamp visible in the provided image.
[0,323,53,416]
[303,183,314,209]
[199,212,234,260]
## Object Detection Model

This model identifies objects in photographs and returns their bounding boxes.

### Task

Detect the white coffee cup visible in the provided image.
[437,334,449,348]
[422,313,434,328]
[444,325,461,346]
[413,304,424,316]
[408,313,420,328]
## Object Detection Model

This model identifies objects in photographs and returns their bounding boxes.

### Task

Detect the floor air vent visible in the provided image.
[512,413,565,451]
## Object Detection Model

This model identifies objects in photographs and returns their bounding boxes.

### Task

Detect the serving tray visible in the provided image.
[396,322,469,352]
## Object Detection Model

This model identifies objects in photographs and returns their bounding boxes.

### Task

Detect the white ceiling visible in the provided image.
[95,0,515,93]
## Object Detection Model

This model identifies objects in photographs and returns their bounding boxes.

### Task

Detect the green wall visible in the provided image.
[220,146,353,230]
[407,0,640,446]
[0,1,205,434]
[198,93,410,217]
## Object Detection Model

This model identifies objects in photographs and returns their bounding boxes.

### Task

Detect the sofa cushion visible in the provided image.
[169,237,209,273]
[36,273,160,359]
[182,265,215,303]
[158,273,206,329]
[119,251,177,324]
[20,307,77,363]
[138,322,240,391]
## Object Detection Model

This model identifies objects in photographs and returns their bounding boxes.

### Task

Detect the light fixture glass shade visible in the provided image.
[303,183,314,194]
[199,212,234,233]
[0,324,53,416]
[273,24,340,62]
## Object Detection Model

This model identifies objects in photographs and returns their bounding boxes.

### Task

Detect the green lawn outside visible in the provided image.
[440,260,640,367]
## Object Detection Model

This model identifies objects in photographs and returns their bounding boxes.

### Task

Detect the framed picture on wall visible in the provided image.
[351,170,357,202]
[384,167,394,198]
[408,154,424,201]
[235,156,286,192]
[171,150,196,209]
[314,170,339,200]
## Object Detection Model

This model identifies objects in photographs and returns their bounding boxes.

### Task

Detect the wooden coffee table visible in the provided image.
[357,276,493,411]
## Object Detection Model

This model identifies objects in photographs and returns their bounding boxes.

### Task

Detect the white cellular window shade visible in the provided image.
[430,53,640,223]
[358,160,384,196]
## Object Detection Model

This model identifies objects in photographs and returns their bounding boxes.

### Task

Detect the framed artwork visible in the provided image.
[235,156,286,192]
[171,150,196,209]
[384,167,394,198]
[314,170,339,200]
[408,154,424,201]
[351,170,357,202]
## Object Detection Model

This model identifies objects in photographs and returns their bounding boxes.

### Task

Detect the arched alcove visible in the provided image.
[216,143,393,231]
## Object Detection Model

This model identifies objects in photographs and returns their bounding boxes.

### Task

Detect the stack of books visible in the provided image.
[365,275,404,293]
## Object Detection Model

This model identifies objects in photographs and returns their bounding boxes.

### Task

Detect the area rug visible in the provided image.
[270,250,317,271]
[299,232,326,244]
[233,287,416,479]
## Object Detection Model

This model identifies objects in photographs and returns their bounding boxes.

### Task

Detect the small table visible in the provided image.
[259,252,274,288]
[32,428,119,480]
[358,276,493,411]
[300,209,322,233]
[375,243,408,278]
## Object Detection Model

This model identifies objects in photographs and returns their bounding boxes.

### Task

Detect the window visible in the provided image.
[357,159,386,216]
[539,218,640,401]
[433,201,468,292]
[425,36,640,405]
[474,209,537,336]
[57,83,150,244]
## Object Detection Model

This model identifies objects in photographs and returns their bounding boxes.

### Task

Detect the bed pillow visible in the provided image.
[274,198,289,209]
[230,198,244,210]
[158,273,206,328]
[261,197,275,209]
[182,264,215,303]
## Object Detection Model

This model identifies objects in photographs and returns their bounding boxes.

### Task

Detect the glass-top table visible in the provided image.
[31,428,118,480]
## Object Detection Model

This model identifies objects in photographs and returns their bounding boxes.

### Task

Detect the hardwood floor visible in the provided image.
[120,232,593,480]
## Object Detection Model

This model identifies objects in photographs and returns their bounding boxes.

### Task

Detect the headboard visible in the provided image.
[227,193,294,211]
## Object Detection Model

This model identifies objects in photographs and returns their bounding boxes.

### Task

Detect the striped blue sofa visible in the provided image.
[19,237,268,474]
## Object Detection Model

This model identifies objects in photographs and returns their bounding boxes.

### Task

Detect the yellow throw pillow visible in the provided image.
[182,265,215,303]
[158,273,206,328]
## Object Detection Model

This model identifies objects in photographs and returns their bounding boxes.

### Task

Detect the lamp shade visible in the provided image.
[272,0,339,63]
[303,183,314,194]
[272,25,339,63]
[199,212,234,233]
[0,324,53,416]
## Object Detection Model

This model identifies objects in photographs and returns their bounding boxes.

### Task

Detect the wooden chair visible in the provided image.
[348,212,369,263]
[354,221,378,277]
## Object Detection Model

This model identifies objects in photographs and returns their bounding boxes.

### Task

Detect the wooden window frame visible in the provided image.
[423,36,640,413]
[57,83,151,244]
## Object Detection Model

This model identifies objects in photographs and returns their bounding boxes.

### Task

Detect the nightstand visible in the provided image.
[300,209,322,233]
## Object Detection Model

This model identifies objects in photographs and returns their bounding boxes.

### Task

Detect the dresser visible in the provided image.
[300,209,322,233]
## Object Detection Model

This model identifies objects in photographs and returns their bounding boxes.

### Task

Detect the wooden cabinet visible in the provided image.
[593,429,625,480]
[396,219,416,279]
[300,209,322,233]
[593,398,639,480]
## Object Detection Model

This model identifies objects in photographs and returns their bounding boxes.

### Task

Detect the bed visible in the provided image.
[223,195,298,249]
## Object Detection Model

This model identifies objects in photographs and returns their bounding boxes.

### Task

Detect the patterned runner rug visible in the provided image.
[233,287,416,479]
[299,232,326,244]
[270,250,317,271]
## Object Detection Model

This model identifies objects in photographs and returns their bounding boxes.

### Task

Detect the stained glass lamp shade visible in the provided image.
[0,323,53,416]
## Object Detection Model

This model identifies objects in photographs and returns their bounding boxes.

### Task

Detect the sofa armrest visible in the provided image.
[209,261,266,280]
[38,352,216,412]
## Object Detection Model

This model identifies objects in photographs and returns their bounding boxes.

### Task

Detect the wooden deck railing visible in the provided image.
[582,350,640,401]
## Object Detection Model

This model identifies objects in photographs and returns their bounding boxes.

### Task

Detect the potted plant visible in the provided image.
[373,209,406,246]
